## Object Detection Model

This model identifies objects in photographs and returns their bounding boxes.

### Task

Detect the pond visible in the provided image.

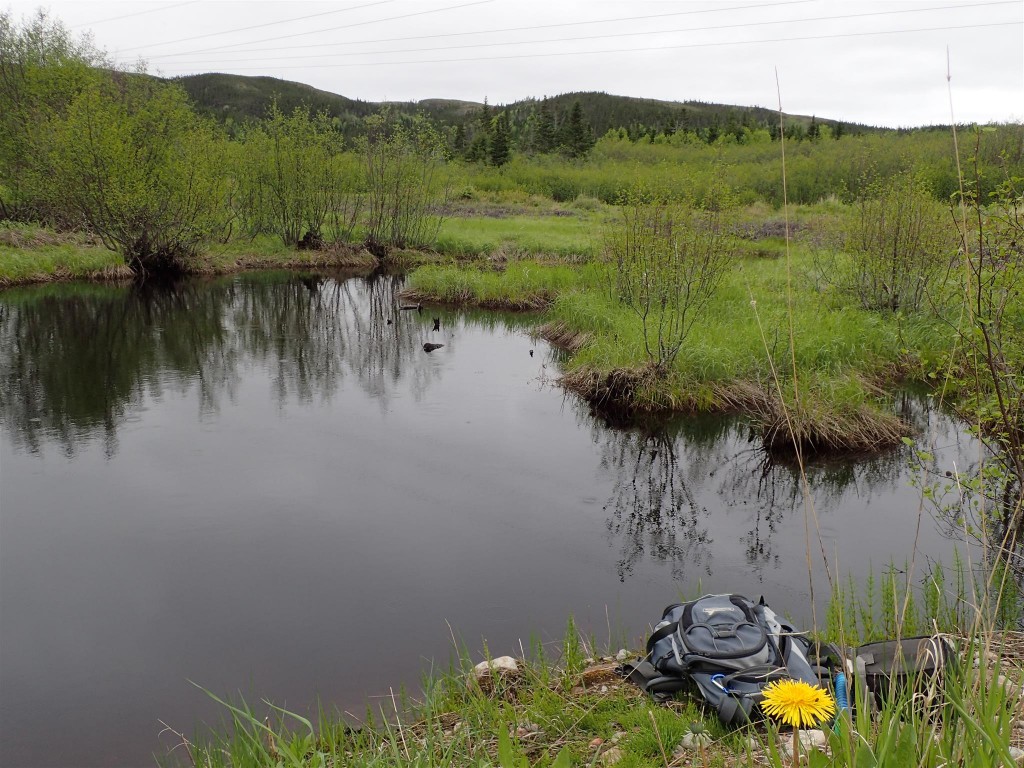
[0,272,977,767]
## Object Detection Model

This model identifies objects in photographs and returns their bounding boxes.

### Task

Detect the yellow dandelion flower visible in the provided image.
[760,679,836,729]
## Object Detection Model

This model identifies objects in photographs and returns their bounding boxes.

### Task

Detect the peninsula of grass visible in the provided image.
[403,236,954,456]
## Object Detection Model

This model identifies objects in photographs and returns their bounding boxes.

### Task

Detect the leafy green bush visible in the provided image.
[362,110,450,252]
[233,103,361,247]
[45,76,229,275]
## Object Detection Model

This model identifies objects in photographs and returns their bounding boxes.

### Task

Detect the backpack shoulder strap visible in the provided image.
[646,620,679,658]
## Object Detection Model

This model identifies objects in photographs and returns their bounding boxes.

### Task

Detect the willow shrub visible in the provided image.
[600,186,735,373]
[233,105,362,248]
[46,75,229,276]
[362,111,450,253]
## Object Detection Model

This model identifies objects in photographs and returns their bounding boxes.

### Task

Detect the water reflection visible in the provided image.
[586,392,973,583]
[0,272,543,456]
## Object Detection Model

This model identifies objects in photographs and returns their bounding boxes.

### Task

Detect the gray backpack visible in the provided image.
[621,594,824,726]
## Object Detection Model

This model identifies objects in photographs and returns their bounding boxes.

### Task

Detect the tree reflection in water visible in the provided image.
[583,392,966,582]
[0,271,455,456]
[590,413,722,582]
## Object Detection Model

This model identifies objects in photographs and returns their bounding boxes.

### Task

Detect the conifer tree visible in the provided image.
[561,100,594,159]
[534,100,557,153]
[489,110,511,166]
[464,98,491,162]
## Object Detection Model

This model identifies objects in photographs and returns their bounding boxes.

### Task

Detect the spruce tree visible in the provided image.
[535,100,556,153]
[464,98,491,162]
[561,100,594,159]
[489,111,511,166]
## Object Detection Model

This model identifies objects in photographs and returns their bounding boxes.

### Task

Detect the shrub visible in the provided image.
[234,104,362,247]
[362,110,450,252]
[601,187,734,372]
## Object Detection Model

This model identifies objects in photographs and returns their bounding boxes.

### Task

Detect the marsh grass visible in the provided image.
[435,213,602,261]
[0,222,130,285]
[402,263,584,311]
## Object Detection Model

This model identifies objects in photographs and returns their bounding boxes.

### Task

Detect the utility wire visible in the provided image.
[143,0,1016,59]
[140,0,816,60]
[115,0,393,53]
[143,0,1020,65]
[151,20,1023,72]
[71,1,198,29]
[132,0,496,60]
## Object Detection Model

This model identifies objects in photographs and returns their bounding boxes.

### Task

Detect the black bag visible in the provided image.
[853,635,954,709]
[621,594,825,726]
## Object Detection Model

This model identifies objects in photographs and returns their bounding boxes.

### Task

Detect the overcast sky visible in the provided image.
[6,0,1023,127]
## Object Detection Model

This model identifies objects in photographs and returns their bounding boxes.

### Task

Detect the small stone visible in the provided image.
[473,656,518,679]
[802,729,828,749]
[777,729,828,758]
[599,746,623,765]
[615,649,630,661]
[1009,745,1024,761]
[589,737,604,749]
[580,663,619,687]
[469,656,520,693]
[611,731,627,743]
[584,657,595,665]
[600,685,608,693]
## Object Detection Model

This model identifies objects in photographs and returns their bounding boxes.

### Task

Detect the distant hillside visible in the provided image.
[173,73,378,134]
[171,72,878,139]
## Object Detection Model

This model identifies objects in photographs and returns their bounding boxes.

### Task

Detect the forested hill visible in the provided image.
[172,72,880,139]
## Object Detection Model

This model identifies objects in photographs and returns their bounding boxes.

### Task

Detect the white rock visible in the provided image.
[599,746,623,765]
[472,656,519,680]
[1009,745,1024,762]
[778,729,828,758]
[615,648,630,661]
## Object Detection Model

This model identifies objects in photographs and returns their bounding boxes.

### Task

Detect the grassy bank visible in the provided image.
[0,224,383,286]
[169,566,1024,768]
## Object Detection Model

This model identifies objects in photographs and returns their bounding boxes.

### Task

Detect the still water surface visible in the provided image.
[0,272,976,766]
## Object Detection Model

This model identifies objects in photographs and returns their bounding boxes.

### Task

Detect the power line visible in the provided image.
[115,1,394,53]
[71,1,198,30]
[151,20,1023,72]
[142,0,1020,66]
[136,0,496,60]
[144,0,1015,59]
[141,0,817,60]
